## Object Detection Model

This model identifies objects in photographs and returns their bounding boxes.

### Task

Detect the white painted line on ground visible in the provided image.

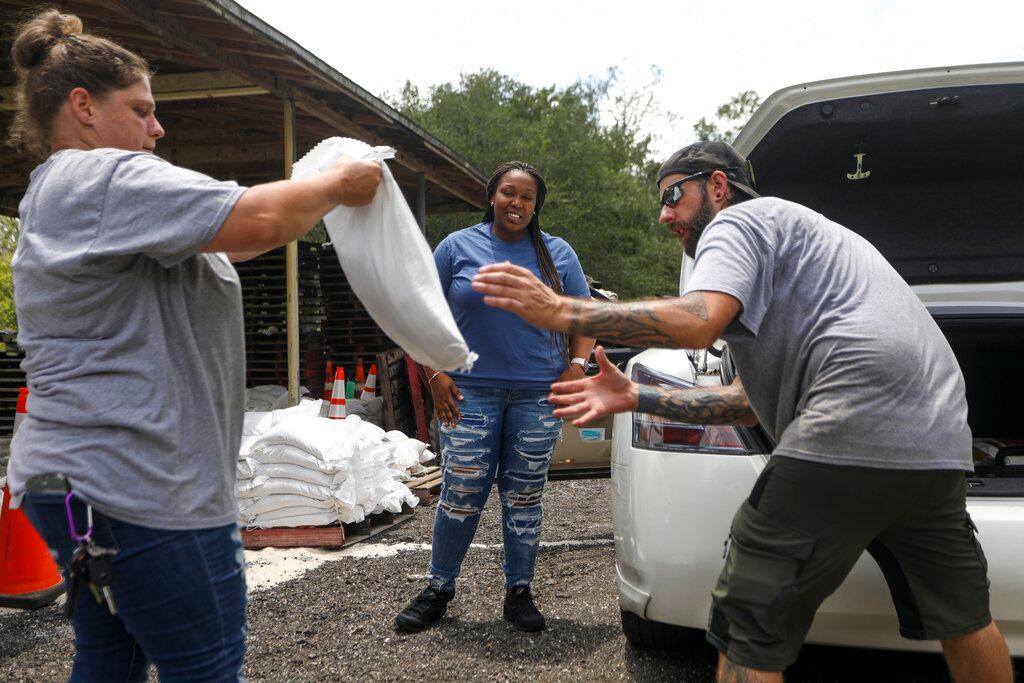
[244,538,613,592]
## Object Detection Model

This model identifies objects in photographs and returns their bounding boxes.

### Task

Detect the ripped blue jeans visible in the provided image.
[429,385,562,591]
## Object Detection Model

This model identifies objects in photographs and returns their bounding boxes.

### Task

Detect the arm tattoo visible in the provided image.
[635,382,754,425]
[675,294,709,322]
[566,292,709,349]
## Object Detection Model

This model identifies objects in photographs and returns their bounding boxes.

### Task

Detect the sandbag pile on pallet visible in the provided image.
[235,400,433,528]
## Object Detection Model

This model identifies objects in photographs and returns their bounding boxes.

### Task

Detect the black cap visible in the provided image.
[658,140,759,199]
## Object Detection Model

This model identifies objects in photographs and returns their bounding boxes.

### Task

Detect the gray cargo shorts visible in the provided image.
[707,456,992,672]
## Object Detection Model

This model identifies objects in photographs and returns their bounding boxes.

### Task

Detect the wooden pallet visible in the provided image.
[0,333,26,436]
[241,525,345,550]
[376,348,416,436]
[406,466,442,505]
[237,246,327,393]
[339,506,416,548]
[241,504,417,550]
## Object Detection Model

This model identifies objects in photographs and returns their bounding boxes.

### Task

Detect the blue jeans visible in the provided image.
[429,385,562,592]
[21,493,247,682]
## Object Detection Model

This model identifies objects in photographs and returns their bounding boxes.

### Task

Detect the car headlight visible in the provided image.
[631,362,752,455]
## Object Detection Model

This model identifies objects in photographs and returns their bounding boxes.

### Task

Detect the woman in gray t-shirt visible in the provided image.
[6,9,380,680]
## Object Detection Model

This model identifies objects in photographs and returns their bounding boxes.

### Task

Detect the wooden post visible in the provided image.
[415,172,427,235]
[284,99,299,407]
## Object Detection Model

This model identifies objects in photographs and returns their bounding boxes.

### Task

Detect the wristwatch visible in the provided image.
[570,357,587,370]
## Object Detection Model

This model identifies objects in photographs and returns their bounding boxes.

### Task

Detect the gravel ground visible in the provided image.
[2,478,1015,681]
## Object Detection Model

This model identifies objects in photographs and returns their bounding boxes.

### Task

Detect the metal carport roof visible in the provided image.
[0,0,487,405]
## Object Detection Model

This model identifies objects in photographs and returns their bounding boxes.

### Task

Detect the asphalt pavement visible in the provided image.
[0,477,1004,681]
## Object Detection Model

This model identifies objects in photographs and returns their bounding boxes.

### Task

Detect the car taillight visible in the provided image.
[631,362,751,455]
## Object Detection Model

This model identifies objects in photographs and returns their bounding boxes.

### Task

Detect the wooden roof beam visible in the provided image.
[150,70,269,101]
[0,70,268,109]
[158,140,282,166]
[104,0,484,208]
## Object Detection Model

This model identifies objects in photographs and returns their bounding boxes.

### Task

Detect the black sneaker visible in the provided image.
[395,586,454,633]
[503,585,546,632]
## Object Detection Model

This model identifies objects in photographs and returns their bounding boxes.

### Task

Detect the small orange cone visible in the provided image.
[327,368,346,419]
[356,358,368,395]
[360,363,378,401]
[323,360,334,400]
[0,388,64,609]
[13,388,27,434]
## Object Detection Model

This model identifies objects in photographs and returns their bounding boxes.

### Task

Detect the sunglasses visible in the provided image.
[659,168,736,207]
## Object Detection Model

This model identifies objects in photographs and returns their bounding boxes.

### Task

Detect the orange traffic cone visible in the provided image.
[354,358,366,395]
[327,368,346,419]
[0,388,64,609]
[360,363,378,401]
[13,388,27,434]
[323,360,335,400]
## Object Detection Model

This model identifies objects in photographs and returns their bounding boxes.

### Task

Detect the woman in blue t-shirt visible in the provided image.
[395,161,595,633]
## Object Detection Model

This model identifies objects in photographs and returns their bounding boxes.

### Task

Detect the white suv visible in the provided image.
[614,62,1024,655]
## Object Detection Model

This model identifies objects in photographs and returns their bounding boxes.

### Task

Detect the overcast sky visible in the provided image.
[237,0,1024,157]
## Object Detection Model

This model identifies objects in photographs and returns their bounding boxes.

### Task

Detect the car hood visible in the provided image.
[732,63,1024,286]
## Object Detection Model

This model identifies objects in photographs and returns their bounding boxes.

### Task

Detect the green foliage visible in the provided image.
[393,69,681,298]
[0,215,17,332]
[693,90,761,144]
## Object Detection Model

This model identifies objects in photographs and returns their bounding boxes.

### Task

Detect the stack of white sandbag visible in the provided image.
[235,399,434,528]
[244,385,309,412]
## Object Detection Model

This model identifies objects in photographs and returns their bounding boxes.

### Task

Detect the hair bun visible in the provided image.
[12,9,84,71]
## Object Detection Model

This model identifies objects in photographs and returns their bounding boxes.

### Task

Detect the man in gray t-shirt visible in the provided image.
[684,195,970,470]
[471,140,1009,680]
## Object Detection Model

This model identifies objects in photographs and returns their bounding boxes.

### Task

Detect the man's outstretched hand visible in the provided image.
[471,262,567,331]
[548,346,638,425]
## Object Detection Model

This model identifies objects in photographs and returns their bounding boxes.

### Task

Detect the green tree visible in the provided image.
[393,69,680,298]
[0,215,17,332]
[693,90,760,143]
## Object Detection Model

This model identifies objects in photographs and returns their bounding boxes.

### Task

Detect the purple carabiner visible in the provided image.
[64,491,93,544]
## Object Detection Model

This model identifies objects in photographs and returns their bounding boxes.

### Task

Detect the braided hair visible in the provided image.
[482,161,571,364]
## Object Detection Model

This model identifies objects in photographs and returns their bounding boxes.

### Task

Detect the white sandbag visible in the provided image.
[334,477,360,510]
[337,509,365,525]
[383,431,426,451]
[239,494,336,517]
[246,511,340,529]
[292,137,477,372]
[246,444,350,475]
[353,419,387,442]
[239,507,331,525]
[240,401,322,455]
[243,504,337,522]
[277,399,324,419]
[236,460,253,480]
[240,411,272,457]
[381,431,434,463]
[237,477,338,501]
[367,478,419,515]
[344,396,385,427]
[243,411,272,436]
[249,414,362,461]
[364,440,417,472]
[251,463,345,488]
[245,385,310,411]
